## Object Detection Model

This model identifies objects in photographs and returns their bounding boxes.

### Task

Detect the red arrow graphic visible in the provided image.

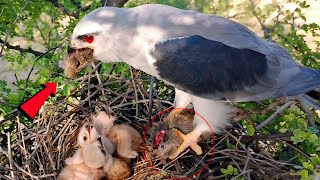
[18,82,57,120]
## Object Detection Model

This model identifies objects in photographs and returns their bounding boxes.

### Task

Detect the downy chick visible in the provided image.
[93,111,142,164]
[65,122,114,172]
[57,162,106,180]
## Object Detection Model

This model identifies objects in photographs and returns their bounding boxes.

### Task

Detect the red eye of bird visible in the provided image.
[84,35,94,43]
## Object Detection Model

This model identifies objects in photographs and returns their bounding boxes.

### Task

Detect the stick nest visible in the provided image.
[0,63,305,179]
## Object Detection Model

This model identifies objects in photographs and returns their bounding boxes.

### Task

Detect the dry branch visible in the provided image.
[0,39,43,56]
[48,0,80,18]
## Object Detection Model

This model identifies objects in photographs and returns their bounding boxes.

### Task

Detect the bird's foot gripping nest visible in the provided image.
[169,129,203,159]
[150,108,203,161]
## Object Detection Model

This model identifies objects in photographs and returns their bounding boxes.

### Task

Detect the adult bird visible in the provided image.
[67,4,320,159]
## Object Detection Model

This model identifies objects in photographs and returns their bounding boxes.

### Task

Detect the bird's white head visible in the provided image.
[69,7,122,63]
[77,122,99,147]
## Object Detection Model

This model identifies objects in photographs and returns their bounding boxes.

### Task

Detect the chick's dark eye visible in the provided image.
[161,145,164,149]
[83,137,87,141]
[84,35,94,43]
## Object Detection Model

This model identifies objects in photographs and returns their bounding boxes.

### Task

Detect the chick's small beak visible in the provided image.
[85,125,92,135]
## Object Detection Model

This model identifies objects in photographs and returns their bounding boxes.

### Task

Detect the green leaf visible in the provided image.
[302,162,314,170]
[227,165,233,172]
[247,125,255,136]
[300,169,308,180]
[311,157,320,166]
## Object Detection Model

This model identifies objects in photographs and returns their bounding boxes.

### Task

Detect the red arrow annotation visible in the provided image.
[18,82,57,120]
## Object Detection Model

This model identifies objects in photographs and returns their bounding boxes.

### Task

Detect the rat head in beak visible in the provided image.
[63,46,94,78]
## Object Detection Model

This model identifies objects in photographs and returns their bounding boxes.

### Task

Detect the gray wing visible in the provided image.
[150,35,320,102]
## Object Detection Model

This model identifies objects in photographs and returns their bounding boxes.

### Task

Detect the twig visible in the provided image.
[185,135,229,175]
[130,67,139,117]
[148,77,155,121]
[48,0,80,18]
[0,39,43,56]
[0,99,16,107]
[104,0,130,7]
[92,62,105,97]
[242,150,251,180]
[227,12,246,18]
[52,114,76,144]
[12,161,39,179]
[240,132,293,141]
[0,7,4,17]
[42,141,56,171]
[17,116,32,177]
[277,139,311,161]
[0,0,31,56]
[6,132,15,179]
[88,72,92,107]
[231,170,253,180]
[111,99,173,109]
[256,101,295,130]
[224,130,266,175]
[249,0,274,42]
[71,0,82,9]
[299,98,316,127]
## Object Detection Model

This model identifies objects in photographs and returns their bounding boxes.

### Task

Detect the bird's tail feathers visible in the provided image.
[279,66,320,97]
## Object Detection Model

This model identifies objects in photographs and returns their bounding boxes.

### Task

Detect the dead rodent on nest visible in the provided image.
[150,109,195,161]
[63,47,94,78]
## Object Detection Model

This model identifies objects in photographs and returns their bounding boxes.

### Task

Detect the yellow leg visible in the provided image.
[169,129,203,159]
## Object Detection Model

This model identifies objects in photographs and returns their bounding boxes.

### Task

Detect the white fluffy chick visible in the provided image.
[93,111,141,164]
[57,162,105,180]
[65,122,114,172]
[92,111,116,134]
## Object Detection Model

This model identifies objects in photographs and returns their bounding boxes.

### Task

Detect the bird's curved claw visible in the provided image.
[169,130,203,159]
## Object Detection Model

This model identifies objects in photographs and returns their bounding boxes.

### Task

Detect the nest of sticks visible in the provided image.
[0,62,311,179]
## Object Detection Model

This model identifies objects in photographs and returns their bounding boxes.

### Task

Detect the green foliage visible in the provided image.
[221,164,238,176]
[221,165,245,180]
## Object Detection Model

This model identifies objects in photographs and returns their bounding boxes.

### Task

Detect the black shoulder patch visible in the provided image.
[151,35,268,97]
